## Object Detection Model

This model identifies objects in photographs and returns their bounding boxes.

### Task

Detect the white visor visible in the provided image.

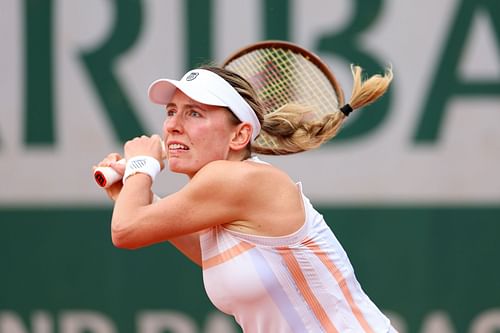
[148,69,261,142]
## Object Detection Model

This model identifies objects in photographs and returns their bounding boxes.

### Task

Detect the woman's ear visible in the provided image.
[229,123,252,151]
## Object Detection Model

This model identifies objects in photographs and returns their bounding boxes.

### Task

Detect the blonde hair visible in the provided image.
[203,64,393,155]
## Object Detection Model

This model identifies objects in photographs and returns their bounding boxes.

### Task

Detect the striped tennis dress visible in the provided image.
[200,183,397,333]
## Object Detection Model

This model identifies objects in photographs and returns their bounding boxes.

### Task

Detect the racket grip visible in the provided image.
[94,159,126,188]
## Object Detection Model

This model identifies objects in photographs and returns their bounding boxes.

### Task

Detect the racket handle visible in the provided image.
[94,159,126,188]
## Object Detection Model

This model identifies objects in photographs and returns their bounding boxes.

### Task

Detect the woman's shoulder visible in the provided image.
[199,159,304,237]
[201,158,288,180]
[191,158,293,193]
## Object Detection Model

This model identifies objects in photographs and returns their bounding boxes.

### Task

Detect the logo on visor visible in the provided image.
[185,72,199,81]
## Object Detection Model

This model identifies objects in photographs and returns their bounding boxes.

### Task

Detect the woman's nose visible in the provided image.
[164,114,183,135]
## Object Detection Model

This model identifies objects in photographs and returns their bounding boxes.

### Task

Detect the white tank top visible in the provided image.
[200,178,396,333]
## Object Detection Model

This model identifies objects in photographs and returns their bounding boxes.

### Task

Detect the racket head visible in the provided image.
[222,40,345,153]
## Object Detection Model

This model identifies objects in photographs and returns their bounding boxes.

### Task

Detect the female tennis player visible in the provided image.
[94,58,396,332]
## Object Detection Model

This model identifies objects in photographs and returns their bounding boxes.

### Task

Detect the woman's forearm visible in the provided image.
[111,173,154,248]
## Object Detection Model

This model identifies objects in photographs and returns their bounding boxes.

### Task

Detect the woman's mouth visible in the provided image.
[168,143,189,151]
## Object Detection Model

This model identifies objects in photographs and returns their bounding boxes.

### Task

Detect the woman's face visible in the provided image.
[162,89,238,178]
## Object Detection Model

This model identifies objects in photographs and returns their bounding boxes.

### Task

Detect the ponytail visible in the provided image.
[252,65,394,155]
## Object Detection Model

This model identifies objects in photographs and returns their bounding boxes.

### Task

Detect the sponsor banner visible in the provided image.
[0,0,499,205]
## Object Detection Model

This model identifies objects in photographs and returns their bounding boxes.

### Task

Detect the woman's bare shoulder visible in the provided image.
[186,158,303,236]
[194,158,292,189]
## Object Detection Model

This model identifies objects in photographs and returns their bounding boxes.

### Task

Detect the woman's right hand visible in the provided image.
[93,153,126,201]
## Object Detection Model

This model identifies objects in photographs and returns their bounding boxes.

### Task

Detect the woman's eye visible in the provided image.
[190,110,201,117]
[166,109,176,117]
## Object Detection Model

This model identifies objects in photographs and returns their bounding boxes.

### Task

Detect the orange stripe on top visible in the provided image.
[305,239,375,333]
[203,241,255,270]
[278,247,339,333]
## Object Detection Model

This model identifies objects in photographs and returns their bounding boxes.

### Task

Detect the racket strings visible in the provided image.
[225,46,341,151]
[278,48,338,114]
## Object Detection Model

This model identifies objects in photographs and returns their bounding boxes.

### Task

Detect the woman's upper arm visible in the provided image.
[111,161,252,249]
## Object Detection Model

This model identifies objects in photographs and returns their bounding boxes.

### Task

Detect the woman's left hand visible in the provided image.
[124,134,166,170]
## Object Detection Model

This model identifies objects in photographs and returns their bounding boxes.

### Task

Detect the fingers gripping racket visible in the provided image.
[222,40,345,154]
[93,141,165,188]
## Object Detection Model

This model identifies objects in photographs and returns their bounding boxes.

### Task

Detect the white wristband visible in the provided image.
[123,156,161,184]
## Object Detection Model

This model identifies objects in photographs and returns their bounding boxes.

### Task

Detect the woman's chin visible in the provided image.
[167,161,183,173]
[168,160,191,176]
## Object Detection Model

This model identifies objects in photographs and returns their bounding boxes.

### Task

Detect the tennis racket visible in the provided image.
[222,40,345,154]
[95,41,346,186]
